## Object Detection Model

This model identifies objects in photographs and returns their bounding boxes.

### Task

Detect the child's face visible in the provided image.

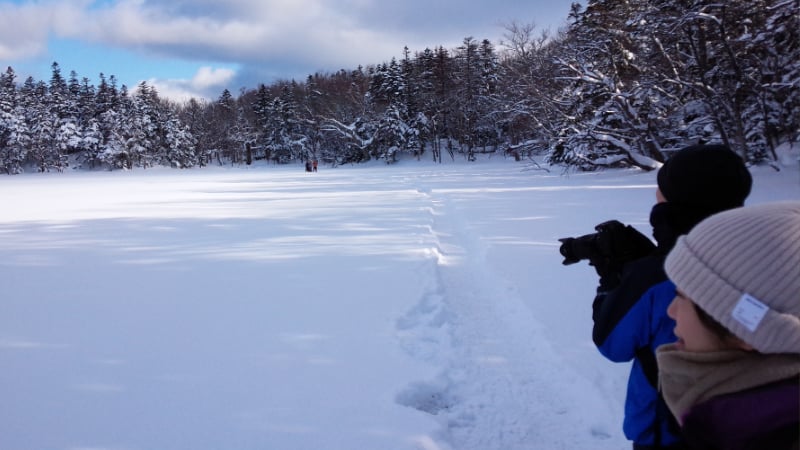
[666,291,731,352]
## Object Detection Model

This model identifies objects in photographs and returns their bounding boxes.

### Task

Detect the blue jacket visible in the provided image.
[592,203,688,447]
[593,258,680,446]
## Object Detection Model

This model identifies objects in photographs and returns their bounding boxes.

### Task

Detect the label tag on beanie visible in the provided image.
[732,293,768,332]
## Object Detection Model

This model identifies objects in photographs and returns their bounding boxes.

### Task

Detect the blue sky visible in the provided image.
[0,0,579,102]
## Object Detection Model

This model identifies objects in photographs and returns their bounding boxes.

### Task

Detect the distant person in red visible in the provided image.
[313,159,318,172]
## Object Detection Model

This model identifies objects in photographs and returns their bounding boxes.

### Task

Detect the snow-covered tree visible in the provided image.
[550,0,674,170]
[78,117,103,169]
[0,67,30,174]
[2,5,798,174]
[742,0,800,161]
[97,108,127,169]
[162,114,198,168]
[496,21,563,158]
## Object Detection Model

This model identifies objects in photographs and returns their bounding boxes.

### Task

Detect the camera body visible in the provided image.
[558,220,655,267]
[558,231,603,266]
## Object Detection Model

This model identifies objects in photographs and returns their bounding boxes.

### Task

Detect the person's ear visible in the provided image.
[656,188,667,204]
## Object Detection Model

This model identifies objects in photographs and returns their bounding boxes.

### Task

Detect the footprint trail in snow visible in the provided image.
[395,182,622,450]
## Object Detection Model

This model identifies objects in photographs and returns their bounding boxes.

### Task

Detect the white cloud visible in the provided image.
[0,2,52,59]
[77,0,401,69]
[0,0,572,86]
[192,66,236,90]
[0,0,410,80]
[147,65,237,102]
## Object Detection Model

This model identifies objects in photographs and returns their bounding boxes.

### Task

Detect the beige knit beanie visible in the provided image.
[664,201,800,354]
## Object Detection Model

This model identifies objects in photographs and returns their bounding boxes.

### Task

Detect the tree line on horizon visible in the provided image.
[0,0,797,175]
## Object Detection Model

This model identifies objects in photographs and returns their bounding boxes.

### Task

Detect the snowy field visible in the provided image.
[1,156,798,450]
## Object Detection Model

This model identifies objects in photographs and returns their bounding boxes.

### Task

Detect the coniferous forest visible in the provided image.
[0,0,798,174]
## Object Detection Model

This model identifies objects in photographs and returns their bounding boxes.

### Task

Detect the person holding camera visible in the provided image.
[657,201,800,449]
[563,144,753,449]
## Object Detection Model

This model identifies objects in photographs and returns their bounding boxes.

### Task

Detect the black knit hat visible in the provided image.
[657,144,752,214]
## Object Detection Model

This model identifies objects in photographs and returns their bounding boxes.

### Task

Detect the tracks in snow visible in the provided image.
[394,185,619,450]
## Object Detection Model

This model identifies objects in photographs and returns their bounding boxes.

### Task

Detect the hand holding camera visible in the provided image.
[558,220,656,279]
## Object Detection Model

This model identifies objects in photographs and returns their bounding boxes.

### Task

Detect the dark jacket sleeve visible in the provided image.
[592,254,666,348]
